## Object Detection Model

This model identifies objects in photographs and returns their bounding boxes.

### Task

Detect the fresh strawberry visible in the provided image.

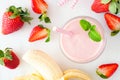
[91,0,109,13]
[104,13,120,36]
[31,0,48,14]
[0,48,20,69]
[96,63,118,79]
[2,6,32,35]
[31,0,51,23]
[29,25,50,42]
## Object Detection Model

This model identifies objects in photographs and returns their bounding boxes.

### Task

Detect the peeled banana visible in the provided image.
[15,49,91,80]
[22,50,63,80]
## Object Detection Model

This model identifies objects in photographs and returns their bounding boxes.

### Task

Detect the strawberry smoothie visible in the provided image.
[60,16,106,63]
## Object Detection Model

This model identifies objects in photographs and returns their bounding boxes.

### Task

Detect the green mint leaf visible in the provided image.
[111,30,119,36]
[0,59,4,65]
[109,2,117,14]
[101,0,111,4]
[80,19,91,31]
[0,50,4,58]
[88,25,102,42]
[45,17,51,23]
[45,29,51,42]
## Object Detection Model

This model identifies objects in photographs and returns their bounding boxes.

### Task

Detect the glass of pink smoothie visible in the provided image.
[60,16,106,63]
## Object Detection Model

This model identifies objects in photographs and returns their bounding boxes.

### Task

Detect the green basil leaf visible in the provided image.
[80,19,91,31]
[109,2,117,14]
[88,25,102,42]
[111,30,119,36]
[101,0,111,4]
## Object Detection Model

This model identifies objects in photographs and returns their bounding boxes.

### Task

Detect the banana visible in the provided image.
[60,69,91,80]
[14,72,44,80]
[14,50,91,80]
[22,50,63,80]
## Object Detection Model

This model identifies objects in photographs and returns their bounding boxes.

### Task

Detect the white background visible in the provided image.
[0,0,120,80]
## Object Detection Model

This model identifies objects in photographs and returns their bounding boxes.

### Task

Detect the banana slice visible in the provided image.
[60,69,91,80]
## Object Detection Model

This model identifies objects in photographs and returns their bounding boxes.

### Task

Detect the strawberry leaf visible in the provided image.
[0,59,4,65]
[101,0,111,4]
[111,30,119,36]
[4,48,12,60]
[39,13,51,23]
[0,50,4,58]
[45,17,51,23]
[45,29,51,42]
[109,2,117,14]
[96,69,108,79]
[7,5,32,23]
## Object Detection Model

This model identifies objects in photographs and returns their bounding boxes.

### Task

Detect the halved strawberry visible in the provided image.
[91,0,109,13]
[2,6,32,35]
[0,48,20,69]
[96,63,118,79]
[104,13,120,36]
[31,0,48,14]
[31,0,51,23]
[29,25,50,42]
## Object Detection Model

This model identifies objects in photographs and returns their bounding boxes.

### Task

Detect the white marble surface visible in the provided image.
[0,0,120,80]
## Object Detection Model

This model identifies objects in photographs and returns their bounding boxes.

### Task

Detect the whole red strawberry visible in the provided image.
[29,25,50,42]
[91,0,109,13]
[0,48,20,69]
[2,6,32,35]
[104,13,120,36]
[96,63,118,79]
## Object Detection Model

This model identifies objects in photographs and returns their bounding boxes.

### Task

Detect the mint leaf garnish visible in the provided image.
[88,25,102,42]
[80,19,102,42]
[80,19,91,31]
[111,30,119,36]
[101,0,111,4]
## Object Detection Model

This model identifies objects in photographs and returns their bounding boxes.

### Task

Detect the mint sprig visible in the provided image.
[80,19,102,42]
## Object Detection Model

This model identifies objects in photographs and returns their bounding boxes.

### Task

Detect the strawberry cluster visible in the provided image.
[91,0,120,36]
[2,0,51,43]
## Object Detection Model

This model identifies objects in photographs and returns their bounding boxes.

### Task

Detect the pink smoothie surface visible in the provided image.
[60,16,106,63]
